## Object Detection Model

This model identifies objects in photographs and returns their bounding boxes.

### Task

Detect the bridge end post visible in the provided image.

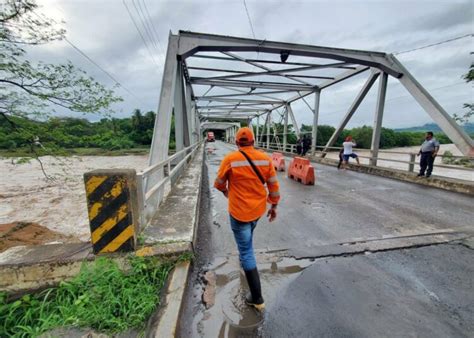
[84,169,140,254]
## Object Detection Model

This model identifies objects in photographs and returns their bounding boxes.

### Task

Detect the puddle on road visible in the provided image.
[193,255,313,338]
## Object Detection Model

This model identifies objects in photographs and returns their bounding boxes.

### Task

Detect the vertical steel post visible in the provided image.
[256,116,259,146]
[370,72,388,166]
[311,90,320,155]
[266,112,271,149]
[185,82,194,144]
[174,63,185,152]
[283,105,288,152]
[146,33,178,224]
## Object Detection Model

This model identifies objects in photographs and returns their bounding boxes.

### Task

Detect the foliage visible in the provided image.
[0,110,157,153]
[0,0,122,163]
[253,122,457,150]
[452,63,473,125]
[0,256,174,337]
[441,150,471,167]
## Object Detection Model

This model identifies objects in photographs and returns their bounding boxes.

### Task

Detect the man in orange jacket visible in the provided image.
[214,127,280,311]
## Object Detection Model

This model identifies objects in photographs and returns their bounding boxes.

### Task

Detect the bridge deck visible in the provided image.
[178,141,473,337]
[208,141,473,254]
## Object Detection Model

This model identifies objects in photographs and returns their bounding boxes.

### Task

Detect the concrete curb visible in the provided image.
[144,144,206,337]
[146,261,191,338]
[256,147,474,196]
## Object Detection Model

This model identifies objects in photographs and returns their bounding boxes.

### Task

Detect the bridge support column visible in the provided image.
[283,106,288,152]
[311,90,320,156]
[266,112,271,149]
[147,33,179,223]
[256,116,259,146]
[370,72,388,166]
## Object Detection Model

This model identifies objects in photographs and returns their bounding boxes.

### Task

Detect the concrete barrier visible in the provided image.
[84,169,140,254]
[288,157,315,185]
[272,152,286,171]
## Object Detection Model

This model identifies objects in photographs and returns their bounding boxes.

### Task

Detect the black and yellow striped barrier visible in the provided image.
[84,169,139,254]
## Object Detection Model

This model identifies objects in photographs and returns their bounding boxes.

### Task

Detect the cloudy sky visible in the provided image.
[32,0,473,128]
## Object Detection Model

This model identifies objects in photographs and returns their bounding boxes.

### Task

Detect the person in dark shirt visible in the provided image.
[337,148,344,169]
[302,135,311,156]
[296,138,303,155]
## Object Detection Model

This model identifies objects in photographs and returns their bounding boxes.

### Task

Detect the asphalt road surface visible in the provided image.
[178,141,474,338]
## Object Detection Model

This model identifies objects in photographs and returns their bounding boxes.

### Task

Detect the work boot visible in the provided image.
[244,268,265,311]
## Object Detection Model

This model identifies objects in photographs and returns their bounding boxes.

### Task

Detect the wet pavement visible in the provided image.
[178,141,474,337]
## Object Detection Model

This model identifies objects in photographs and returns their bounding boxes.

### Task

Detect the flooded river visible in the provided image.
[0,155,148,243]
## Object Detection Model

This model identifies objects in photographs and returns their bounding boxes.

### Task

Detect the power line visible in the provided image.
[133,0,160,53]
[242,0,256,39]
[30,9,142,103]
[63,38,141,102]
[122,0,160,67]
[142,0,165,55]
[394,33,473,55]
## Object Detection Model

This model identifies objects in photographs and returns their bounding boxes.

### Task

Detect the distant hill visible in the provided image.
[394,122,474,134]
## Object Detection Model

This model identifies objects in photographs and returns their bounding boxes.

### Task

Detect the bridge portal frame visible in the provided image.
[145,31,473,223]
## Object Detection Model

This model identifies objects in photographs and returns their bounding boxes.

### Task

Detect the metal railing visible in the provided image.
[255,141,474,178]
[136,140,204,229]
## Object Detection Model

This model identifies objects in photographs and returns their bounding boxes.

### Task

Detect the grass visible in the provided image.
[0,147,150,158]
[0,255,177,337]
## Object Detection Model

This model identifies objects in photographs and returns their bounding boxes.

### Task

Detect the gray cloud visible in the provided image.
[26,0,473,128]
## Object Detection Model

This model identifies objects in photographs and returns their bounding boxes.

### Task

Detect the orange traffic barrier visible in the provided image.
[272,152,286,172]
[288,157,315,185]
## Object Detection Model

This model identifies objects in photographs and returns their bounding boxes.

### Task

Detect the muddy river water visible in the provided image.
[0,155,148,243]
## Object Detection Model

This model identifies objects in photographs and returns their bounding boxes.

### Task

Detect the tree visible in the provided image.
[453,64,473,124]
[0,0,122,177]
[0,1,121,138]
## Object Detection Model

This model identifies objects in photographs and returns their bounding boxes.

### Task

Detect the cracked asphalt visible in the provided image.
[178,141,474,338]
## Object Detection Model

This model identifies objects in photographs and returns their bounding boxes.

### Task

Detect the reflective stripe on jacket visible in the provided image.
[214,146,280,222]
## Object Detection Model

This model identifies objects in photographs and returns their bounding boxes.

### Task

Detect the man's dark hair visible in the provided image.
[427,131,434,137]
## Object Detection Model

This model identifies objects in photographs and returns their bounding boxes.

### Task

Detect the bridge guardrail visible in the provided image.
[136,140,204,230]
[255,141,473,178]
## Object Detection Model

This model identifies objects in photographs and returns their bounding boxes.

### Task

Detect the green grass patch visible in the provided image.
[0,256,175,337]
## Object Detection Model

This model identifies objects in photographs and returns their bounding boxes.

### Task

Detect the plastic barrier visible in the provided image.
[288,157,315,185]
[272,152,286,172]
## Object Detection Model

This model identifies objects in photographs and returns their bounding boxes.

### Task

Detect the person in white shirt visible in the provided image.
[342,136,360,169]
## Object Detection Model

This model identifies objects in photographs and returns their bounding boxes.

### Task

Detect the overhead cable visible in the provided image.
[394,33,473,55]
[133,0,160,53]
[122,0,160,67]
[242,0,256,39]
[30,8,142,103]
[142,0,165,55]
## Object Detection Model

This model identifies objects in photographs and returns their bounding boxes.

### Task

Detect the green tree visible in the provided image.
[453,64,473,124]
[0,0,122,161]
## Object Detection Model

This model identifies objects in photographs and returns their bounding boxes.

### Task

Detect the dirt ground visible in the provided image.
[0,155,148,244]
[0,222,74,252]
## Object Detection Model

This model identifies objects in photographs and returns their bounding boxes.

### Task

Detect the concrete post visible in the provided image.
[408,153,416,172]
[311,90,320,155]
[283,106,288,152]
[84,169,139,254]
[370,72,388,166]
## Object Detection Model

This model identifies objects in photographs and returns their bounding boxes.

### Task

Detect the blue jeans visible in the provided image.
[230,215,258,271]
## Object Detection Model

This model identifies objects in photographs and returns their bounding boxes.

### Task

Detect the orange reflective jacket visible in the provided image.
[214,146,280,222]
